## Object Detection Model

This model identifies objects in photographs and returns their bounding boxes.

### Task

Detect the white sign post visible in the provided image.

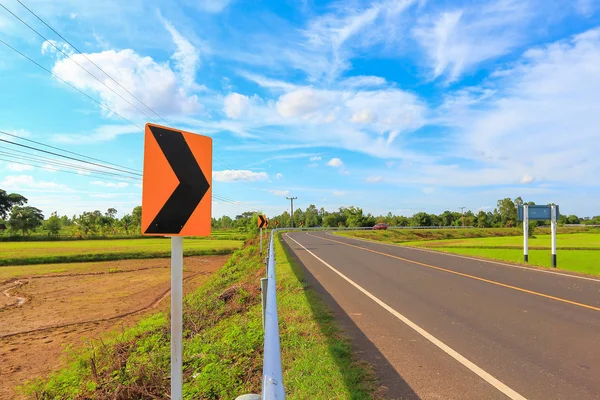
[523,204,529,263]
[551,205,557,268]
[171,237,183,400]
[260,227,263,255]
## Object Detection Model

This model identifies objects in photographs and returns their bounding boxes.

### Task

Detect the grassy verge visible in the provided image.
[403,233,600,249]
[0,238,242,266]
[22,235,375,399]
[433,248,600,275]
[275,234,376,399]
[336,227,523,243]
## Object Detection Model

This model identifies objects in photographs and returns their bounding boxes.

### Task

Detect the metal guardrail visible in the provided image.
[261,229,286,399]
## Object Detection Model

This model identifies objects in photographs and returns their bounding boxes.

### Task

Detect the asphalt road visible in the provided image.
[283,231,600,400]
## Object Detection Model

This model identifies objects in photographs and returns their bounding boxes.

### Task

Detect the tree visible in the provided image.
[411,212,432,226]
[496,198,517,227]
[106,208,117,219]
[8,206,44,235]
[74,212,99,236]
[440,211,456,227]
[0,189,27,219]
[476,211,490,228]
[120,214,133,234]
[567,215,581,224]
[44,212,62,236]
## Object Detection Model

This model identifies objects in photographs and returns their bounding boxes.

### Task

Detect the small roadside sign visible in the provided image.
[258,215,268,228]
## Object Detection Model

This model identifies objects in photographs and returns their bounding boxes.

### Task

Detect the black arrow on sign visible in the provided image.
[145,126,210,234]
[258,215,268,228]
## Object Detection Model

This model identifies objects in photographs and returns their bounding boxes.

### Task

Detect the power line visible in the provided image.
[0,38,143,131]
[0,131,142,176]
[0,131,140,173]
[2,4,237,174]
[0,157,139,184]
[15,0,168,124]
[0,3,158,122]
[0,148,141,180]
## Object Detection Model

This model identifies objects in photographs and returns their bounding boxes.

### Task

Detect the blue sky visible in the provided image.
[1,0,599,219]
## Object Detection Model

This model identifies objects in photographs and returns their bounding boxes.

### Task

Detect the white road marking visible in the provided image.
[325,232,600,283]
[287,233,528,400]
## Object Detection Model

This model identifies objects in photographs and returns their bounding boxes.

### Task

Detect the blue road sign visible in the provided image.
[518,205,559,221]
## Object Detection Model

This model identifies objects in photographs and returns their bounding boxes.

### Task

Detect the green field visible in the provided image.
[337,229,600,276]
[435,248,599,275]
[0,238,243,266]
[407,233,600,249]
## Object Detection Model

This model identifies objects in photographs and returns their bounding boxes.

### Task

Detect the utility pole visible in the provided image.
[459,206,466,227]
[286,197,297,228]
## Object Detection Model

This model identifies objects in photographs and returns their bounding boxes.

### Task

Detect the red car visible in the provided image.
[373,223,388,230]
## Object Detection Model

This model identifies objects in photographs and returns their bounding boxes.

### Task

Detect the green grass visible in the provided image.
[405,233,600,249]
[0,238,243,266]
[337,227,523,243]
[22,236,375,399]
[436,248,599,275]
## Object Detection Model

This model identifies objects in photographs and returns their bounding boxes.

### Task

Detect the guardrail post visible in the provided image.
[261,277,268,330]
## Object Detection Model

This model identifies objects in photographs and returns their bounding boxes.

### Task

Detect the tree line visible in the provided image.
[213,197,600,230]
[2,189,599,237]
[1,188,142,237]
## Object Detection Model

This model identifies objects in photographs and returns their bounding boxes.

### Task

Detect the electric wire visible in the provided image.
[15,0,168,123]
[0,3,158,122]
[0,39,143,130]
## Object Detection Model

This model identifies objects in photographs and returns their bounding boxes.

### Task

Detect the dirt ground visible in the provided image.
[0,255,229,400]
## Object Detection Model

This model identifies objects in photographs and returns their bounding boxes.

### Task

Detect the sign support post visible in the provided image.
[551,205,557,268]
[260,227,263,255]
[171,236,183,400]
[523,204,529,262]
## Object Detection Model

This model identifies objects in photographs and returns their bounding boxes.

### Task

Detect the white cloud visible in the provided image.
[224,92,250,118]
[213,170,268,182]
[520,174,534,184]
[0,175,70,191]
[413,1,531,81]
[351,109,376,123]
[275,173,283,180]
[160,16,201,90]
[307,163,319,168]
[238,71,297,91]
[53,124,139,143]
[366,176,382,183]
[340,75,387,88]
[327,157,343,167]
[268,189,290,196]
[49,46,201,119]
[91,181,130,188]
[6,163,34,172]
[41,40,74,57]
[276,87,337,118]
[309,156,322,161]
[332,191,345,196]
